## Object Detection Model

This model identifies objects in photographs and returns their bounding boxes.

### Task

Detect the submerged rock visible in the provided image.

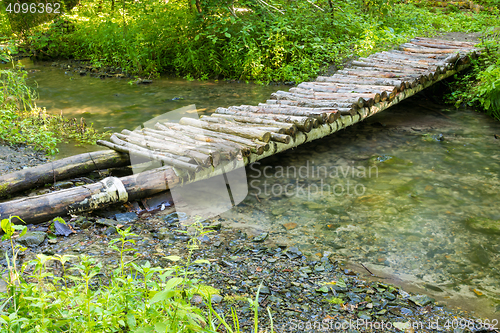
[465,216,500,234]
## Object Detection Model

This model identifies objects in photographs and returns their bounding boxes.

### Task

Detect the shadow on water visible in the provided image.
[17,59,500,320]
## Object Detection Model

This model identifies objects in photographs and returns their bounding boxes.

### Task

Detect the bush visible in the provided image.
[20,0,497,84]
[446,29,500,120]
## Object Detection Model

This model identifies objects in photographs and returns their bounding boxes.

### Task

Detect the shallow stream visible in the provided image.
[22,59,500,321]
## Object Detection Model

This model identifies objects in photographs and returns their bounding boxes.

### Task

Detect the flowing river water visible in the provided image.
[21,59,500,321]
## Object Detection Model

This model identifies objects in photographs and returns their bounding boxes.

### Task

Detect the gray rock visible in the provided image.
[115,212,138,223]
[259,285,270,294]
[105,227,117,236]
[54,181,74,189]
[211,294,223,303]
[409,294,434,306]
[252,233,268,243]
[96,218,118,227]
[17,231,46,247]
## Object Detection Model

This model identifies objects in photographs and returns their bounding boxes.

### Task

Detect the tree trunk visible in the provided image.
[0,150,130,199]
[179,117,272,143]
[0,168,180,225]
[214,108,314,132]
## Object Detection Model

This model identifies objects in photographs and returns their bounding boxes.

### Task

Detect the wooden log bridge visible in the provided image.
[0,37,478,224]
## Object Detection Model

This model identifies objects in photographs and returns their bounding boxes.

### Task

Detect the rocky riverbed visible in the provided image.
[0,145,499,332]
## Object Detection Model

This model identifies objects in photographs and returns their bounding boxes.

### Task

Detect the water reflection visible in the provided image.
[19,59,281,157]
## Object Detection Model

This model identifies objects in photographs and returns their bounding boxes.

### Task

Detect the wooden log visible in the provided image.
[362,56,452,74]
[409,41,466,49]
[255,103,349,118]
[347,67,435,82]
[214,108,314,133]
[338,68,425,81]
[179,117,272,143]
[232,104,330,124]
[412,37,476,48]
[122,129,226,163]
[271,90,367,108]
[389,50,450,59]
[265,98,360,109]
[268,132,291,144]
[316,75,406,90]
[114,132,212,166]
[289,87,381,104]
[97,139,201,171]
[109,134,194,164]
[400,45,461,54]
[0,150,130,198]
[209,114,297,136]
[154,123,252,157]
[162,122,268,155]
[351,60,436,74]
[0,167,181,224]
[142,128,240,158]
[199,116,288,135]
[362,55,450,71]
[369,52,442,63]
[298,81,400,94]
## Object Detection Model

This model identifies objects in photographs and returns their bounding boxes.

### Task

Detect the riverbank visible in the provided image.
[1,99,499,330]
[19,0,499,84]
[1,187,498,332]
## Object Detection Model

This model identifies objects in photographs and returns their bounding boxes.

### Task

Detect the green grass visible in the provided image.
[0,216,273,332]
[0,43,108,154]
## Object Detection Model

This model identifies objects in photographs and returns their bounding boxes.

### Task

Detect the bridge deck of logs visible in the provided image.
[0,37,478,224]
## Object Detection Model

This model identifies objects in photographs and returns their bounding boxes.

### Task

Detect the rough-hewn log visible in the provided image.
[271,90,367,108]
[152,123,250,157]
[265,98,359,110]
[97,140,200,171]
[412,37,476,48]
[316,75,407,90]
[214,108,314,132]
[108,134,194,164]
[400,45,461,54]
[199,116,287,135]
[162,122,269,155]
[389,50,450,59]
[409,41,465,49]
[114,132,212,166]
[298,81,399,94]
[0,150,130,199]
[122,129,226,164]
[289,87,381,103]
[232,104,333,124]
[142,128,240,158]
[0,167,181,224]
[352,60,447,76]
[209,114,298,136]
[179,117,271,143]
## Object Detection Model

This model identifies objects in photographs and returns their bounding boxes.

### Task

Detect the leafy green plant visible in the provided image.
[22,0,498,84]
[0,216,274,332]
[446,30,500,120]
